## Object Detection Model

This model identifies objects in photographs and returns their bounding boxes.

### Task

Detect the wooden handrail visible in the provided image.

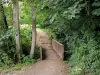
[52,39,64,60]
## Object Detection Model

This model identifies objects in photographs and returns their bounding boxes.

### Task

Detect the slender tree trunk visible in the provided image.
[30,7,36,58]
[12,0,21,62]
[87,0,91,16]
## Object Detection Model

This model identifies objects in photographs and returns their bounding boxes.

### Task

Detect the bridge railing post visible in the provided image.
[40,46,42,60]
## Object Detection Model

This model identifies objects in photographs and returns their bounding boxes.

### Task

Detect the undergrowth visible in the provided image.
[50,16,100,75]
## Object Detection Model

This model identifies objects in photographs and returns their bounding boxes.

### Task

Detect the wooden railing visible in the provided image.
[52,40,64,60]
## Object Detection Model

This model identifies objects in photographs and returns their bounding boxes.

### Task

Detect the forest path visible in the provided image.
[3,28,67,75]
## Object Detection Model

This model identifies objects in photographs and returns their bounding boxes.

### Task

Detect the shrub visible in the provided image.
[0,28,16,67]
[20,25,32,54]
[21,55,36,65]
[20,25,40,60]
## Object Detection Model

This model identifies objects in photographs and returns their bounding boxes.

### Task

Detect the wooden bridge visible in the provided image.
[39,39,64,60]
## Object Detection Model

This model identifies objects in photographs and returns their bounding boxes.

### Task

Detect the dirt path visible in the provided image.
[2,29,67,75]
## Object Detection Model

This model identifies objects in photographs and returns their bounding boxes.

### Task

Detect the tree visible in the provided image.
[30,1,36,58]
[12,0,22,62]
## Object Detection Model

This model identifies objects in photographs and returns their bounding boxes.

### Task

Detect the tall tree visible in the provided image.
[12,0,21,62]
[30,1,36,58]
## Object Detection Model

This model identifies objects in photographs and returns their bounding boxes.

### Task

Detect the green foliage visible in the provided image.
[19,0,49,26]
[34,46,40,60]
[63,0,85,20]
[0,55,36,73]
[0,26,37,71]
[92,0,100,16]
[43,0,85,21]
[0,28,16,67]
[19,1,32,24]
[20,25,32,46]
[92,8,100,16]
[20,25,32,55]
[43,28,56,39]
[21,55,36,65]
[0,2,15,67]
[51,15,100,75]
[20,25,40,60]
[4,2,13,25]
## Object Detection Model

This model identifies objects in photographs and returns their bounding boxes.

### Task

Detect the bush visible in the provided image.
[20,25,32,54]
[0,28,16,67]
[21,55,36,65]
[0,26,40,70]
[20,25,40,60]
[34,46,40,60]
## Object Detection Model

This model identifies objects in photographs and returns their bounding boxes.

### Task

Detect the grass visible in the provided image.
[0,58,36,74]
[0,63,34,74]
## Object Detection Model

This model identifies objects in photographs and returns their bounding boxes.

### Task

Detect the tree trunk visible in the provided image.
[12,0,21,62]
[30,8,36,58]
[87,0,91,16]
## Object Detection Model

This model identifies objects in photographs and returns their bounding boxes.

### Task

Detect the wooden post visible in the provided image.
[40,46,42,60]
